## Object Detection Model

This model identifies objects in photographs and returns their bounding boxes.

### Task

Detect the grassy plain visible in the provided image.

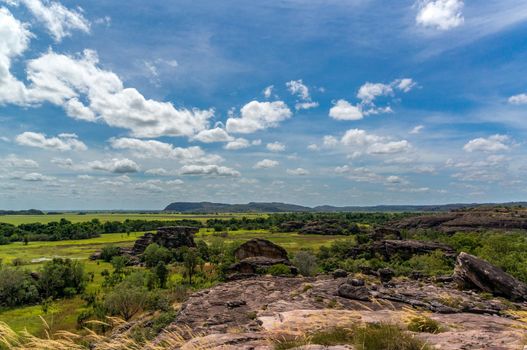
[0,212,266,225]
[0,214,344,335]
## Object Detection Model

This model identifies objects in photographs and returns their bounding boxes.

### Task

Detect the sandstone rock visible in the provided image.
[234,238,288,261]
[332,269,348,278]
[131,226,198,255]
[370,227,402,241]
[371,240,457,260]
[337,284,370,301]
[378,268,394,283]
[229,257,296,275]
[347,278,365,286]
[453,252,527,301]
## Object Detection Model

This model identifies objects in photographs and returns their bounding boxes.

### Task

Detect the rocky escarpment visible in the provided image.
[160,275,527,349]
[131,226,198,255]
[394,206,527,233]
[341,239,457,260]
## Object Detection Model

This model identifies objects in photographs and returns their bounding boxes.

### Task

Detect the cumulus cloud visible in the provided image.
[329,99,363,121]
[87,158,140,174]
[110,137,222,164]
[226,101,292,134]
[2,154,39,168]
[463,134,510,152]
[287,167,309,176]
[179,164,240,177]
[192,127,233,143]
[224,138,252,150]
[340,129,411,155]
[4,0,90,41]
[12,172,54,181]
[0,8,32,105]
[16,131,87,151]
[286,79,318,110]
[508,93,527,105]
[254,159,279,169]
[416,0,464,31]
[266,141,286,152]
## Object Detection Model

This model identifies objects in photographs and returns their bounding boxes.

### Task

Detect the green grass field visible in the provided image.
[0,212,266,225]
[0,215,344,335]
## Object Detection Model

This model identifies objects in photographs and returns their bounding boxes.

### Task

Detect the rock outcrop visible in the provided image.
[160,275,527,349]
[453,252,527,301]
[234,238,288,260]
[345,239,456,260]
[228,239,297,277]
[131,226,198,255]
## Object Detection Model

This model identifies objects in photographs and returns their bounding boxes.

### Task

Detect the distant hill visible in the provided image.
[164,201,527,213]
[0,209,45,215]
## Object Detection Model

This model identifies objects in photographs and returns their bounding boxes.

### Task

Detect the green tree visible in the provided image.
[155,261,169,288]
[143,243,172,268]
[38,258,87,299]
[181,247,200,284]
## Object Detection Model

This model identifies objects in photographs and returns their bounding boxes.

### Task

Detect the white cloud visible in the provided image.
[386,175,403,184]
[110,137,222,164]
[286,79,310,100]
[12,172,54,181]
[295,101,319,110]
[179,164,240,177]
[416,0,464,31]
[192,127,233,143]
[340,129,411,155]
[224,138,251,150]
[266,141,286,152]
[16,131,87,151]
[463,134,510,152]
[254,159,279,169]
[307,144,319,151]
[17,49,214,138]
[51,157,73,168]
[0,8,32,105]
[396,78,417,92]
[166,179,184,186]
[145,168,171,176]
[410,125,424,134]
[5,0,90,41]
[263,85,273,98]
[287,167,309,176]
[334,165,351,174]
[2,154,39,168]
[329,99,363,121]
[323,135,339,148]
[357,82,393,104]
[508,93,527,105]
[226,100,292,134]
[87,158,140,174]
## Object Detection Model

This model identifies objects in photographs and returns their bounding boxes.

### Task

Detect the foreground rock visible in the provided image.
[454,252,527,301]
[160,275,526,350]
[228,239,297,277]
[131,226,198,255]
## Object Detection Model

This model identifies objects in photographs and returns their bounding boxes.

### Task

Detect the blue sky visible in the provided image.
[1,0,527,210]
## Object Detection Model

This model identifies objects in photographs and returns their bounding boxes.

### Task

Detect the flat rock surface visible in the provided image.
[162,276,527,349]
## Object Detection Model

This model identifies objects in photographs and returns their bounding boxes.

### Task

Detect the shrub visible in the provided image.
[100,245,121,262]
[405,313,442,333]
[0,268,40,306]
[353,323,431,350]
[292,251,318,276]
[38,258,87,299]
[263,264,292,276]
[143,243,172,268]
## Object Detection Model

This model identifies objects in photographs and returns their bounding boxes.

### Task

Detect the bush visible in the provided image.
[353,323,431,350]
[100,245,121,262]
[38,258,87,299]
[263,264,292,276]
[0,268,40,306]
[143,243,172,268]
[292,251,318,276]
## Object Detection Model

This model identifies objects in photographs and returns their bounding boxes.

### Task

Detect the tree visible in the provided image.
[0,268,39,306]
[155,261,169,288]
[103,283,148,320]
[292,251,318,276]
[143,243,172,268]
[181,247,200,284]
[38,258,87,299]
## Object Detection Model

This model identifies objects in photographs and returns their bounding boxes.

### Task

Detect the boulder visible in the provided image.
[229,257,296,275]
[347,278,365,286]
[378,268,394,283]
[332,269,348,278]
[234,238,288,261]
[370,227,403,241]
[132,226,198,255]
[453,252,527,301]
[337,284,370,301]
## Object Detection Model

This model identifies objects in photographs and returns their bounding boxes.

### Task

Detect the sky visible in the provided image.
[1,0,527,210]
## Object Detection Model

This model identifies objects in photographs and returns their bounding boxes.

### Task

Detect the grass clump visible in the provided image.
[273,324,430,350]
[406,314,442,334]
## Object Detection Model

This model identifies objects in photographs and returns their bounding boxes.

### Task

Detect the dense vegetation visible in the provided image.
[0,212,414,244]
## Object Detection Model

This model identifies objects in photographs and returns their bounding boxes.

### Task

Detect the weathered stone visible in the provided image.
[453,252,527,301]
[229,257,296,274]
[378,268,394,283]
[234,238,288,261]
[371,240,457,260]
[370,227,402,241]
[337,284,370,301]
[332,269,348,278]
[347,278,365,286]
[131,226,198,255]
